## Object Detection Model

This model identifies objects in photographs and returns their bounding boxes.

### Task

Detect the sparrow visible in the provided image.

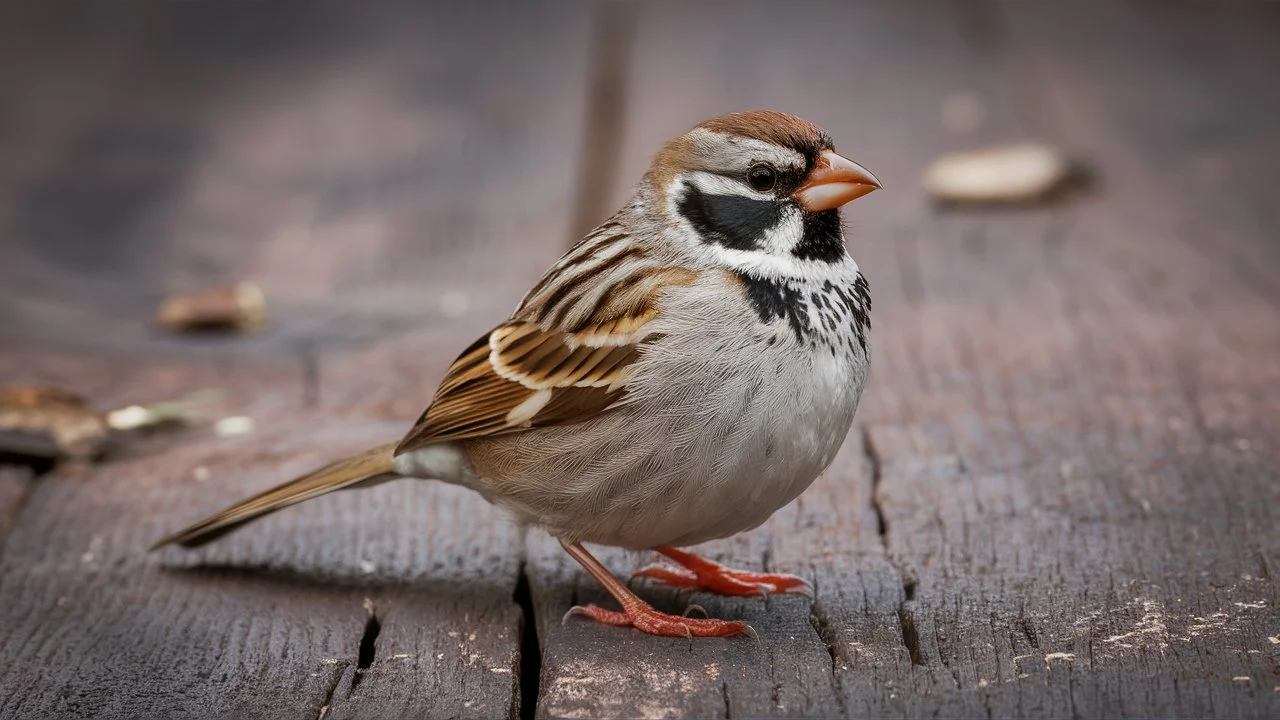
[154,111,880,638]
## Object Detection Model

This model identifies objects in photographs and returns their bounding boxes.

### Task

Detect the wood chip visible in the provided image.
[923,142,1073,204]
[0,385,226,461]
[157,282,266,333]
[0,385,109,459]
[214,416,254,437]
[104,389,224,431]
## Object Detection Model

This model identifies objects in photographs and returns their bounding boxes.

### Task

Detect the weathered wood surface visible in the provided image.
[2,1,1278,718]
[0,1,589,718]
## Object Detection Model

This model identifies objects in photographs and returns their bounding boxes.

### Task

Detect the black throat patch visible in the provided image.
[792,209,846,263]
[677,182,784,251]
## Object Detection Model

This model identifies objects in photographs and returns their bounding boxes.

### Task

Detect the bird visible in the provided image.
[153,111,880,638]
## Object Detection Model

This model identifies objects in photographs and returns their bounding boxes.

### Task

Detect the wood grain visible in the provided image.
[525,1,1280,717]
[0,1,591,718]
[0,468,35,551]
[2,1,1278,718]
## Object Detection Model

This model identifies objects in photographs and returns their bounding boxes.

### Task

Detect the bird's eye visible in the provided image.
[747,164,777,192]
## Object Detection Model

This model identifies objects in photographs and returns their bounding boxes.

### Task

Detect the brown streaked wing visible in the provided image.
[395,242,699,456]
[393,320,643,455]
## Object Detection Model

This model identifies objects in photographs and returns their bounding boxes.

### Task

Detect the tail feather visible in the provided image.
[151,441,399,550]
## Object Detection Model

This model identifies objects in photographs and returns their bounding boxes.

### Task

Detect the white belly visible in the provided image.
[637,346,866,547]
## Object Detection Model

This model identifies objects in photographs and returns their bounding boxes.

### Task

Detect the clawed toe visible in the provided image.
[682,603,709,618]
[557,541,760,640]
[739,573,813,598]
[563,601,751,638]
[634,611,751,638]
[563,604,631,627]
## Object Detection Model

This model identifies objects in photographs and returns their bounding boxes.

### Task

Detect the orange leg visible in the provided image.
[631,546,814,598]
[560,541,753,638]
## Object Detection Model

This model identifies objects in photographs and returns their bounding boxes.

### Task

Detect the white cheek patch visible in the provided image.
[756,205,805,255]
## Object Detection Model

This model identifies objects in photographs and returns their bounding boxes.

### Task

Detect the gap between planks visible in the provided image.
[567,1,636,244]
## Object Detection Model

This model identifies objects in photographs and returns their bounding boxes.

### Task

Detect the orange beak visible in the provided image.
[793,150,882,212]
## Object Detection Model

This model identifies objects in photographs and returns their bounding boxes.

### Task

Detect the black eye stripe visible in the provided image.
[677,182,784,251]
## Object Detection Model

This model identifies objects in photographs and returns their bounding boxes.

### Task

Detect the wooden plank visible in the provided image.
[0,468,35,550]
[0,1,592,717]
[0,352,358,720]
[527,1,1280,718]
[0,0,591,362]
[841,1,1280,717]
[6,1,1277,717]
[991,0,1280,303]
[908,4,1280,715]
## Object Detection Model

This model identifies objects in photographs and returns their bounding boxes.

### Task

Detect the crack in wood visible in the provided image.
[0,467,38,556]
[314,661,349,720]
[296,340,320,409]
[807,603,849,717]
[902,574,918,603]
[349,601,380,695]
[0,453,57,477]
[861,425,888,543]
[1018,615,1040,650]
[861,425,933,670]
[896,604,926,667]
[1255,547,1273,582]
[759,545,776,612]
[768,655,782,712]
[513,561,541,720]
[567,0,635,243]
[357,613,380,671]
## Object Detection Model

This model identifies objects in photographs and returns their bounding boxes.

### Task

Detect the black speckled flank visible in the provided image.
[677,183,784,251]
[738,269,871,354]
[821,274,872,354]
[792,209,846,263]
[736,272,811,342]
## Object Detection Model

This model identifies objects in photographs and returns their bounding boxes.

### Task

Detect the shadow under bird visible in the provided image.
[154,111,881,637]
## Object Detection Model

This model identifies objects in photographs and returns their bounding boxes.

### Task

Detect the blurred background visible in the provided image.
[1,1,1275,374]
[1,2,1277,718]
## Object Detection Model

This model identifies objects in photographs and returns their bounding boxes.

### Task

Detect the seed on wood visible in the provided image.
[923,142,1074,204]
[157,282,266,333]
[214,416,255,437]
[0,384,109,459]
[105,389,224,432]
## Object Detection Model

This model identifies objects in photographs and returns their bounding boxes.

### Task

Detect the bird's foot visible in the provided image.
[631,546,814,598]
[563,601,753,638]
[557,539,755,639]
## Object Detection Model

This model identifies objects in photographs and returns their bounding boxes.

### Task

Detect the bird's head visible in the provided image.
[646,111,880,267]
